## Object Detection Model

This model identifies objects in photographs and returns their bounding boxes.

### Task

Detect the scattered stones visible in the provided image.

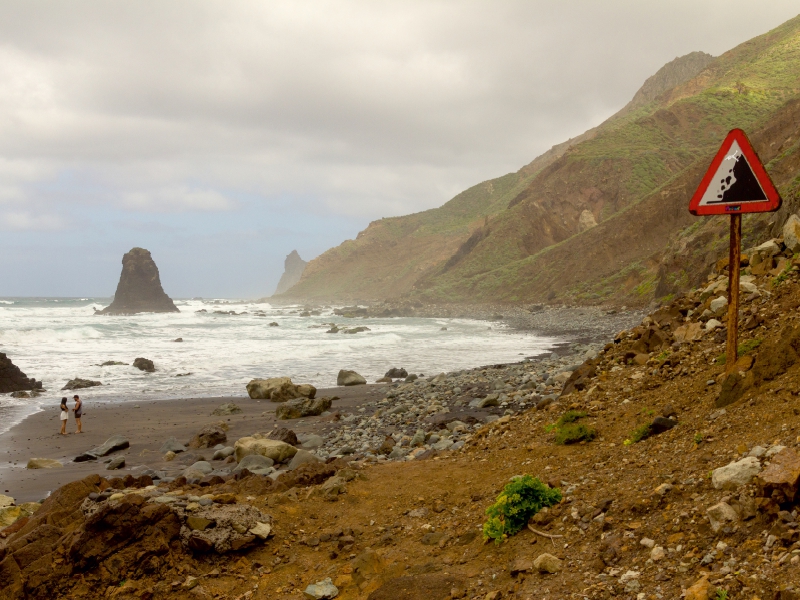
[337,370,366,386]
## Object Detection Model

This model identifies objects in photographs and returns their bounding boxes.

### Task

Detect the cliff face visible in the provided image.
[0,352,41,394]
[284,15,800,306]
[273,250,307,296]
[97,248,179,315]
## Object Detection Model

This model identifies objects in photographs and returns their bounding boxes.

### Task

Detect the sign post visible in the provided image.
[689,129,782,373]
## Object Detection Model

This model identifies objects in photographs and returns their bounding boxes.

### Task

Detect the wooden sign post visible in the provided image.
[689,129,782,372]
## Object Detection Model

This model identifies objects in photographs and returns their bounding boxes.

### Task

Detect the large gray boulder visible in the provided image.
[276,397,332,420]
[288,449,322,470]
[74,434,130,462]
[160,437,186,454]
[712,456,761,489]
[246,377,316,401]
[337,369,366,386]
[233,454,275,475]
[183,461,213,479]
[0,353,42,394]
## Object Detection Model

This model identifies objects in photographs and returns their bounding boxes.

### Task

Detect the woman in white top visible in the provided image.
[60,397,69,435]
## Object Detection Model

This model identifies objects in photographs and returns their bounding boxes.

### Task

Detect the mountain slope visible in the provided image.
[283,14,800,306]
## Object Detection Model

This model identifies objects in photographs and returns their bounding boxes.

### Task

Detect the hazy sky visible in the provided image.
[1,1,798,298]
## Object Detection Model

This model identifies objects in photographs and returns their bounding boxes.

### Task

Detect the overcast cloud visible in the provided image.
[0,1,798,297]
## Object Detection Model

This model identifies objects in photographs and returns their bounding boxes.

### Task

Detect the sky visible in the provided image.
[0,1,798,298]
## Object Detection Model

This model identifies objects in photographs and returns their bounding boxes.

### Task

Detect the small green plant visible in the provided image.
[655,349,671,362]
[626,423,652,444]
[694,432,704,444]
[715,338,762,364]
[546,411,596,444]
[715,589,728,600]
[483,475,562,544]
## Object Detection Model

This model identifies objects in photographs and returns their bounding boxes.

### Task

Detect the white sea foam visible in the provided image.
[0,297,558,433]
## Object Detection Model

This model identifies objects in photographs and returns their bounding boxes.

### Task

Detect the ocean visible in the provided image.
[0,297,558,434]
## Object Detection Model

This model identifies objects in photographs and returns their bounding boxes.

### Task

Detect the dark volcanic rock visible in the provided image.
[273,250,307,295]
[62,378,102,391]
[97,247,179,315]
[133,357,155,372]
[0,352,41,394]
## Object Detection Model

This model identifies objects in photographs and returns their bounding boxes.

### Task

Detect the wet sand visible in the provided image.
[0,385,385,503]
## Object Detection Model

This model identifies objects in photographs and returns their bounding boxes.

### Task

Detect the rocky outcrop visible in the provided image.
[273,250,307,295]
[97,248,179,315]
[62,378,102,391]
[276,397,332,420]
[0,353,41,394]
[337,370,366,386]
[246,377,316,401]
[133,357,155,372]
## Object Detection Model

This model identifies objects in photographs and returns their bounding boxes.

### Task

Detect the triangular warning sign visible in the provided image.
[689,128,782,216]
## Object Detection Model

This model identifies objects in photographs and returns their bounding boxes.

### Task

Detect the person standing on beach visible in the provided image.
[73,394,83,433]
[59,397,68,435]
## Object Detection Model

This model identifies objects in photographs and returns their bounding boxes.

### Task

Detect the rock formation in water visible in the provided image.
[0,352,42,394]
[273,250,307,295]
[97,248,179,315]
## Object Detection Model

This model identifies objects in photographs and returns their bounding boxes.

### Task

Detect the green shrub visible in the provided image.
[715,338,762,365]
[482,476,562,544]
[627,423,652,444]
[556,410,586,426]
[554,423,597,445]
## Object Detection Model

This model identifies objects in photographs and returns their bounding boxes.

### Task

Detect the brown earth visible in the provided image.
[5,246,800,599]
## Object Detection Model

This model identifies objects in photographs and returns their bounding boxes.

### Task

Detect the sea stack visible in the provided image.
[97,248,179,315]
[274,250,307,295]
[0,352,42,394]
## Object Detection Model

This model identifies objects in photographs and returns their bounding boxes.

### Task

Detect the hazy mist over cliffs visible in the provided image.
[1,1,798,298]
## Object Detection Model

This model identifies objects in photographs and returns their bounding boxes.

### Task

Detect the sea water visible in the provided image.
[0,297,558,433]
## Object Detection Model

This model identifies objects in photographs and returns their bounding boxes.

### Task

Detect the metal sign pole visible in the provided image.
[726,213,741,374]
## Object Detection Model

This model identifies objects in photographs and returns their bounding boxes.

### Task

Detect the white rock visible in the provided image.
[650,546,666,561]
[303,577,339,599]
[249,522,272,540]
[710,296,728,314]
[639,537,655,549]
[765,445,787,458]
[26,458,63,469]
[711,456,761,490]
[707,501,738,533]
[748,446,767,458]
[705,319,722,331]
[619,570,640,583]
[739,281,758,294]
[783,214,800,253]
[0,495,14,508]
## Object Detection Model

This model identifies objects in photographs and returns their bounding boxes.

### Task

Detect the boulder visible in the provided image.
[234,436,298,463]
[303,577,338,599]
[337,370,366,386]
[784,214,800,253]
[0,494,13,508]
[233,454,274,475]
[288,449,322,470]
[298,433,324,450]
[133,357,155,372]
[270,427,299,446]
[213,446,235,460]
[96,247,180,315]
[385,367,408,379]
[183,461,213,479]
[106,456,125,470]
[707,501,738,533]
[75,434,130,461]
[756,447,800,504]
[0,502,40,528]
[710,296,728,315]
[276,397,332,420]
[188,426,227,449]
[211,402,242,416]
[62,378,102,390]
[649,416,677,435]
[673,322,704,343]
[533,553,562,573]
[27,458,63,469]
[246,377,315,401]
[160,437,187,454]
[178,503,273,554]
[712,456,761,490]
[0,352,42,394]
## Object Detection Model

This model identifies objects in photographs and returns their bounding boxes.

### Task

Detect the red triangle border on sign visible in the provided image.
[688,128,782,216]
